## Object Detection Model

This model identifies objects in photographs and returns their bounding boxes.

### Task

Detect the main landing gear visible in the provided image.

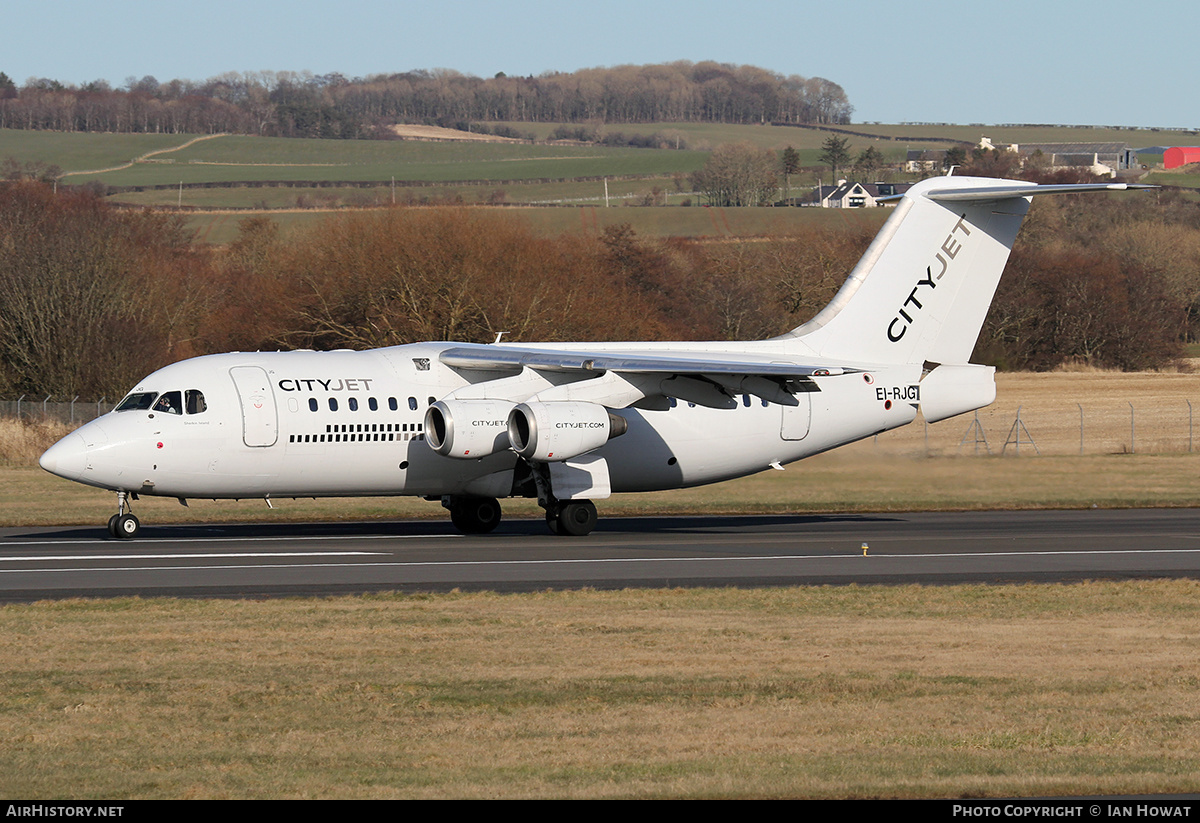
[545,500,598,537]
[442,494,599,537]
[526,460,598,537]
[444,495,503,534]
[107,490,141,539]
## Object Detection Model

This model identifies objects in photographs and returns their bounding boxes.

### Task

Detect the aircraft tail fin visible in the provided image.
[782,176,1148,366]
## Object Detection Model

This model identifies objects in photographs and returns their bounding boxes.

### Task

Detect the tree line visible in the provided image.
[0,180,1195,400]
[0,63,853,138]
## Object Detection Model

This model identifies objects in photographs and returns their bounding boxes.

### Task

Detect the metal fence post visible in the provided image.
[1129,401,1135,454]
[1077,403,1084,455]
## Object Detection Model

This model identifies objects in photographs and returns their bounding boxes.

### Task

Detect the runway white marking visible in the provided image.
[0,533,458,548]
[0,551,386,563]
[4,546,1200,576]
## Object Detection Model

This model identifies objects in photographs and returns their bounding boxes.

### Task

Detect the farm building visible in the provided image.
[1164,147,1200,169]
[905,149,947,173]
[978,138,1136,177]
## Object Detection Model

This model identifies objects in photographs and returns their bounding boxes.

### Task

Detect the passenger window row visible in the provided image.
[288,427,424,445]
[304,396,434,413]
[325,422,422,434]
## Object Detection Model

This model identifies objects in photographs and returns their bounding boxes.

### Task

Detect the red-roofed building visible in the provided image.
[1164,147,1200,169]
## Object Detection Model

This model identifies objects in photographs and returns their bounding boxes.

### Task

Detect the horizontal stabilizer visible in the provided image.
[783,176,1156,366]
[924,182,1154,202]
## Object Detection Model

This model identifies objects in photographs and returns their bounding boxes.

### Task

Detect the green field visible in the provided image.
[4,123,1197,243]
[0,130,705,185]
[1142,169,1200,188]
[6,123,1194,192]
[108,175,714,211]
[182,201,887,245]
[0,130,200,173]
[498,120,1200,154]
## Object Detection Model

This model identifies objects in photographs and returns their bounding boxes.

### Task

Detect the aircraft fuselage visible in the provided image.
[42,343,919,502]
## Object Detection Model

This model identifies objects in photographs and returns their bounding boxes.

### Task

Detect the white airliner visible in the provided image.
[39,175,1150,538]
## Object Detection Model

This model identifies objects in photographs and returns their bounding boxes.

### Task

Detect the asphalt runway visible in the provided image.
[2,508,1199,602]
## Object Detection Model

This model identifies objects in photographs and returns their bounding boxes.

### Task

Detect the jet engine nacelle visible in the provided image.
[507,401,628,463]
[425,399,515,459]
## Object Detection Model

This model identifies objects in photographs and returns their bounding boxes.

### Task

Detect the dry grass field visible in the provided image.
[2,583,1199,798]
[874,369,1200,457]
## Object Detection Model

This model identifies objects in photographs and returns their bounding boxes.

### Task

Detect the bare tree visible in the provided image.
[691,142,779,206]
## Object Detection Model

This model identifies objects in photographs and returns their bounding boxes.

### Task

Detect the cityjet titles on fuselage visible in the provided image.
[886,213,972,343]
[277,378,375,392]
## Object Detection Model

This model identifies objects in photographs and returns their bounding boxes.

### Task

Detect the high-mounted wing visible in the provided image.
[439,344,847,376]
[438,343,854,410]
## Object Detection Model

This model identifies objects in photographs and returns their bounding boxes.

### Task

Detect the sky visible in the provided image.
[4,0,1192,129]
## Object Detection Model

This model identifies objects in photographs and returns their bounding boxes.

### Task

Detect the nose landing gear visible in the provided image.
[107,491,141,539]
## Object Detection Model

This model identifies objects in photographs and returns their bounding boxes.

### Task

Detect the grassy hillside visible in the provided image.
[6,123,1194,188]
[0,130,198,173]
[494,121,1200,153]
[183,202,888,245]
[4,123,1198,240]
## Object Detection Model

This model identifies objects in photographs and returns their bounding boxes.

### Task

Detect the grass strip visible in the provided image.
[2,581,1198,798]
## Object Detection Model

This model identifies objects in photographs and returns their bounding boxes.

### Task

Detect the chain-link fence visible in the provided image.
[891,400,1199,457]
[0,398,114,426]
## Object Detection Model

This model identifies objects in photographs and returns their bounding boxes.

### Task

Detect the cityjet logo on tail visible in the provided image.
[886,214,972,342]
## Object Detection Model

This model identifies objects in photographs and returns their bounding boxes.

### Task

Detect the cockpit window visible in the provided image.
[186,390,207,415]
[153,391,183,415]
[115,392,158,412]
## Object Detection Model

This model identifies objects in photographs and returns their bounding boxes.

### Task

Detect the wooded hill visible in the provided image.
[0,63,853,138]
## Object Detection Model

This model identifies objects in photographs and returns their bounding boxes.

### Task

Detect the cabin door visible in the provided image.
[780,393,811,441]
[230,366,279,447]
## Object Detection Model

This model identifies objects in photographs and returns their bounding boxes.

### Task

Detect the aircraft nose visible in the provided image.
[39,432,88,481]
